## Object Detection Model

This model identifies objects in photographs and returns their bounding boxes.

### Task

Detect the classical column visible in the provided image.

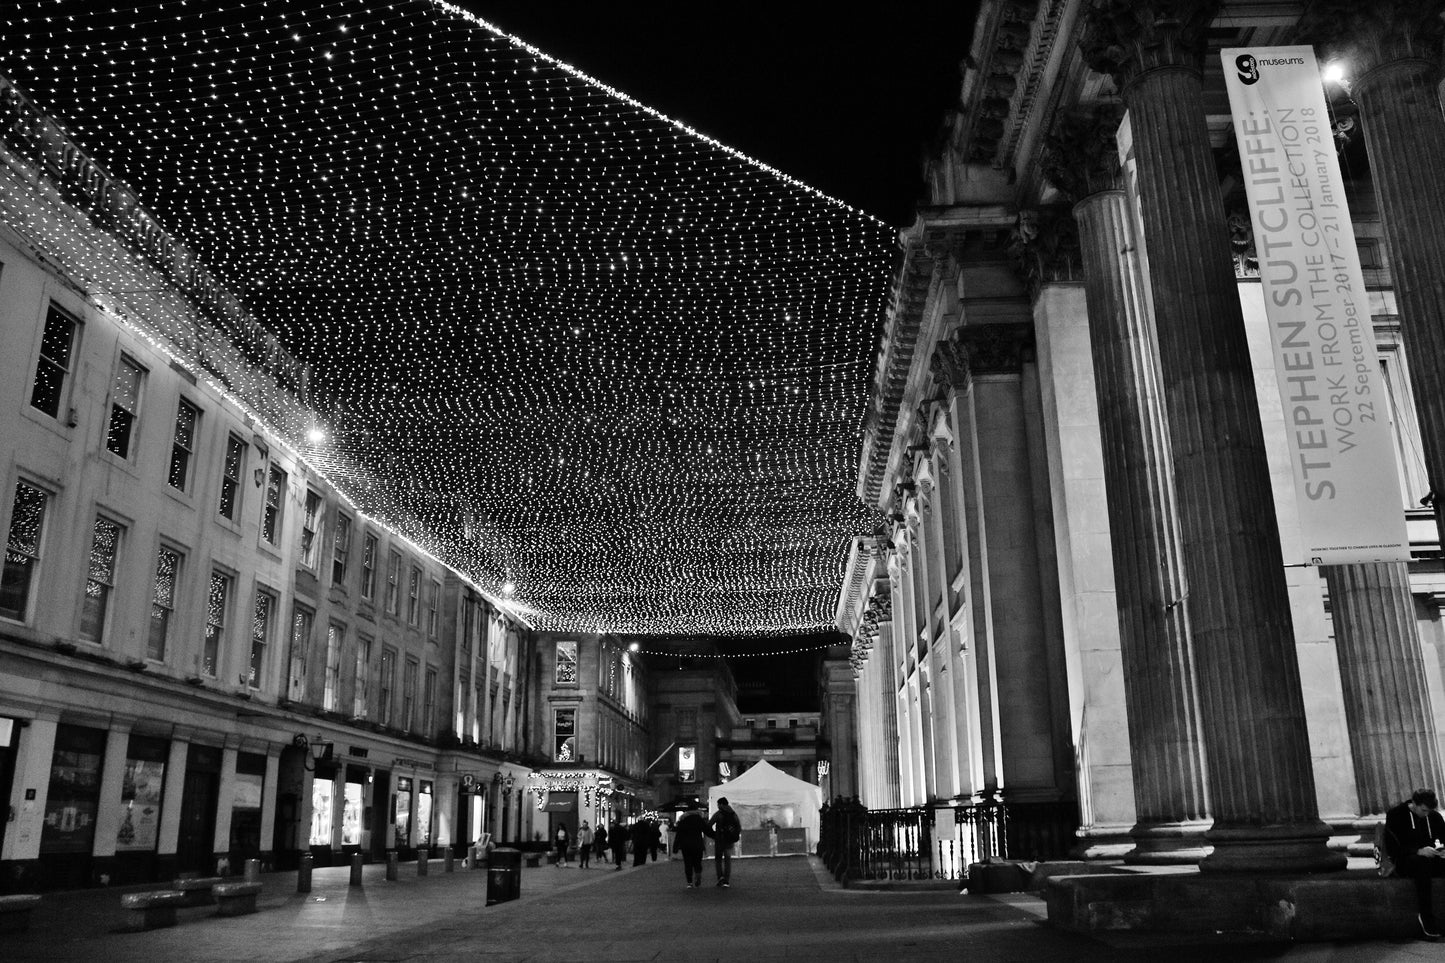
[1306,3,1445,544]
[1325,563,1443,815]
[872,584,903,808]
[1043,109,1210,863]
[1081,0,1341,871]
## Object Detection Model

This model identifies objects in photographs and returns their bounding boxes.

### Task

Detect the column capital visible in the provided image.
[1298,1,1443,81]
[1079,0,1218,92]
[1042,106,1125,204]
[935,323,1036,382]
[1008,207,1083,298]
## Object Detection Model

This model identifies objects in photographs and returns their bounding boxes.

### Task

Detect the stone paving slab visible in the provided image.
[4,855,1442,962]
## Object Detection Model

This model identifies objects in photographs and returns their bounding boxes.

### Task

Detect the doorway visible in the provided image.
[176,744,220,875]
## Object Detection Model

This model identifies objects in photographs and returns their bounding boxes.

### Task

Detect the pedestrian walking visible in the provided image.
[577,820,593,868]
[708,796,742,888]
[648,818,662,861]
[632,817,650,866]
[609,820,629,869]
[595,824,608,862]
[674,802,710,889]
[554,823,570,867]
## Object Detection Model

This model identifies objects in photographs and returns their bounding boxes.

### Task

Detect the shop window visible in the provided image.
[416,780,433,847]
[332,512,351,586]
[217,433,246,521]
[555,640,578,685]
[232,752,267,860]
[360,532,377,600]
[30,304,78,418]
[249,588,275,689]
[105,355,145,459]
[1,480,50,622]
[554,707,576,762]
[260,463,286,546]
[203,569,232,677]
[353,635,372,718]
[288,603,314,702]
[168,399,199,491]
[324,622,343,710]
[41,724,106,855]
[309,777,334,846]
[341,780,363,846]
[117,734,169,853]
[79,515,122,643]
[394,776,412,847]
[148,546,182,661]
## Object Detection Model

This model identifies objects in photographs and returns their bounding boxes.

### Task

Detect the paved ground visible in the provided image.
[6,854,1444,962]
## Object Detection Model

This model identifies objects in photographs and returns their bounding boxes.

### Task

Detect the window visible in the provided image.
[1,481,50,622]
[218,434,246,520]
[30,304,77,417]
[407,566,421,625]
[261,464,286,545]
[203,570,231,677]
[105,356,145,459]
[789,718,799,728]
[300,490,323,569]
[555,640,578,685]
[360,532,377,600]
[323,623,343,710]
[79,516,122,643]
[766,719,777,729]
[378,648,396,726]
[427,578,441,638]
[423,666,437,737]
[148,547,181,661]
[353,635,372,718]
[332,513,351,586]
[384,549,401,615]
[402,658,418,731]
[168,400,199,491]
[249,588,275,689]
[287,603,313,702]
[554,708,576,762]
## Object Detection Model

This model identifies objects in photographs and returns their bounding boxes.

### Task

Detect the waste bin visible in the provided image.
[486,848,521,906]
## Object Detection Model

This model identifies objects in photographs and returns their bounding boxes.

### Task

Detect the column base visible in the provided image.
[1126,819,1212,865]
[1070,823,1136,860]
[1199,823,1346,873]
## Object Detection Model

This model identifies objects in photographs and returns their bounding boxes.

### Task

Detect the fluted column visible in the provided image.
[1326,563,1443,813]
[1081,0,1341,872]
[1044,109,1210,863]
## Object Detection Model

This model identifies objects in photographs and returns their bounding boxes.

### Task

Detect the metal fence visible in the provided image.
[819,797,1078,883]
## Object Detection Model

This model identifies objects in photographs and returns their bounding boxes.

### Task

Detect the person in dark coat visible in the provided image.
[594,824,608,861]
[632,818,651,866]
[553,823,570,867]
[1385,788,1445,939]
[673,802,711,889]
[649,818,663,861]
[708,796,742,887]
[609,820,629,869]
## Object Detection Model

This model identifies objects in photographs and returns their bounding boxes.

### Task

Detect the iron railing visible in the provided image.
[819,796,1078,883]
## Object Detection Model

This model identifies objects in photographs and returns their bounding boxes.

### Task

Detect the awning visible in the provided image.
[541,798,576,812]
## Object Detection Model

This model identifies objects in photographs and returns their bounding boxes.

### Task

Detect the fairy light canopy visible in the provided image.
[2,0,896,635]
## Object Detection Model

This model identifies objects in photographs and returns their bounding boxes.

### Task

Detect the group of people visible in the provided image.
[545,797,743,890]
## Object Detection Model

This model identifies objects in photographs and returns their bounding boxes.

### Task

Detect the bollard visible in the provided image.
[417,847,429,876]
[244,858,260,884]
[444,849,454,873]
[464,849,474,871]
[297,853,313,894]
[386,850,398,881]
[350,852,364,887]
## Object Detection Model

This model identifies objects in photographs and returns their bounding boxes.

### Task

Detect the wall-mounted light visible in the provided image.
[254,467,266,488]
[293,733,333,772]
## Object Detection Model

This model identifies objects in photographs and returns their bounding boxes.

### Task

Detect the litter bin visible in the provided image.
[486,848,521,906]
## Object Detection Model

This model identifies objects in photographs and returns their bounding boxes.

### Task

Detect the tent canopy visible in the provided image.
[707,759,823,848]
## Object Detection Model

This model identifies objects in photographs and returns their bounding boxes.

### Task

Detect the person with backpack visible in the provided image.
[708,796,742,888]
[1383,788,1445,940]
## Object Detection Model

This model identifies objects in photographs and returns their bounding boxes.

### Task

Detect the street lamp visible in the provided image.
[293,733,333,772]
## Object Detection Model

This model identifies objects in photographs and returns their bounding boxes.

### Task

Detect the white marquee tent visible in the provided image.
[707,759,823,855]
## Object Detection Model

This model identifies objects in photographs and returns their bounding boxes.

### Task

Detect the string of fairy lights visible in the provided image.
[1,0,894,635]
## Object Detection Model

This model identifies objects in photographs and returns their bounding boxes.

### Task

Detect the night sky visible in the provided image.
[470,3,981,227]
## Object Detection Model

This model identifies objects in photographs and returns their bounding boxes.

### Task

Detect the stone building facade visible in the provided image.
[836,0,1445,872]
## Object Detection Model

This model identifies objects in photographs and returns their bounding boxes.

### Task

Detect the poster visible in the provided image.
[41,745,102,854]
[116,759,165,851]
[1222,45,1409,564]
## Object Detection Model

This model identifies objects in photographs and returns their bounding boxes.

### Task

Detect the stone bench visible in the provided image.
[120,890,188,932]
[523,853,543,868]
[0,893,41,933]
[172,875,223,907]
[212,881,262,917]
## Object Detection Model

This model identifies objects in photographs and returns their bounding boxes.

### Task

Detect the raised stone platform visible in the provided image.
[1046,868,1437,942]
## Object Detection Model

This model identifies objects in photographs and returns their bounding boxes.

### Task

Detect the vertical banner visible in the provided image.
[1222,46,1409,565]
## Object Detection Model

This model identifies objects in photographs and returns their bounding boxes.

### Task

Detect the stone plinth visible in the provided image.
[1046,870,1436,941]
